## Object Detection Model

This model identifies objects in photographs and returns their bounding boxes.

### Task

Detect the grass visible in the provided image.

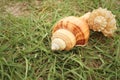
[0,0,120,80]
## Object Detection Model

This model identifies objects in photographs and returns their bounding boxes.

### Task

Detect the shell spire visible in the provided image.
[51,15,90,51]
[88,7,117,37]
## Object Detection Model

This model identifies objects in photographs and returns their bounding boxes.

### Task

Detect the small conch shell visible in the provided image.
[88,7,117,37]
[51,13,90,51]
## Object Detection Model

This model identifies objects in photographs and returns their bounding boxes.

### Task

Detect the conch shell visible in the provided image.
[88,7,117,37]
[51,13,90,51]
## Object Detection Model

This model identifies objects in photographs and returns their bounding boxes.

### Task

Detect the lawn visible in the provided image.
[0,0,120,80]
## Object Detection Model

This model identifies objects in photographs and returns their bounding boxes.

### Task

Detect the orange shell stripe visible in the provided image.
[53,21,85,45]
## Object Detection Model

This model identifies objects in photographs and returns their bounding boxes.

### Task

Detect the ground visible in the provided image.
[0,0,120,80]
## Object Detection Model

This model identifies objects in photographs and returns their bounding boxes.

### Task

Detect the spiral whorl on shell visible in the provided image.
[88,7,117,37]
[51,15,90,51]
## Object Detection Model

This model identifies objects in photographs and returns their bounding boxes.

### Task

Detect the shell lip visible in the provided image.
[75,42,87,47]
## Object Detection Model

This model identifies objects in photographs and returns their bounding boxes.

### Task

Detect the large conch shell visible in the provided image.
[88,7,117,37]
[51,13,90,51]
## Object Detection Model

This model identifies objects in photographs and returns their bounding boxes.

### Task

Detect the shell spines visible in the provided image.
[88,7,117,37]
